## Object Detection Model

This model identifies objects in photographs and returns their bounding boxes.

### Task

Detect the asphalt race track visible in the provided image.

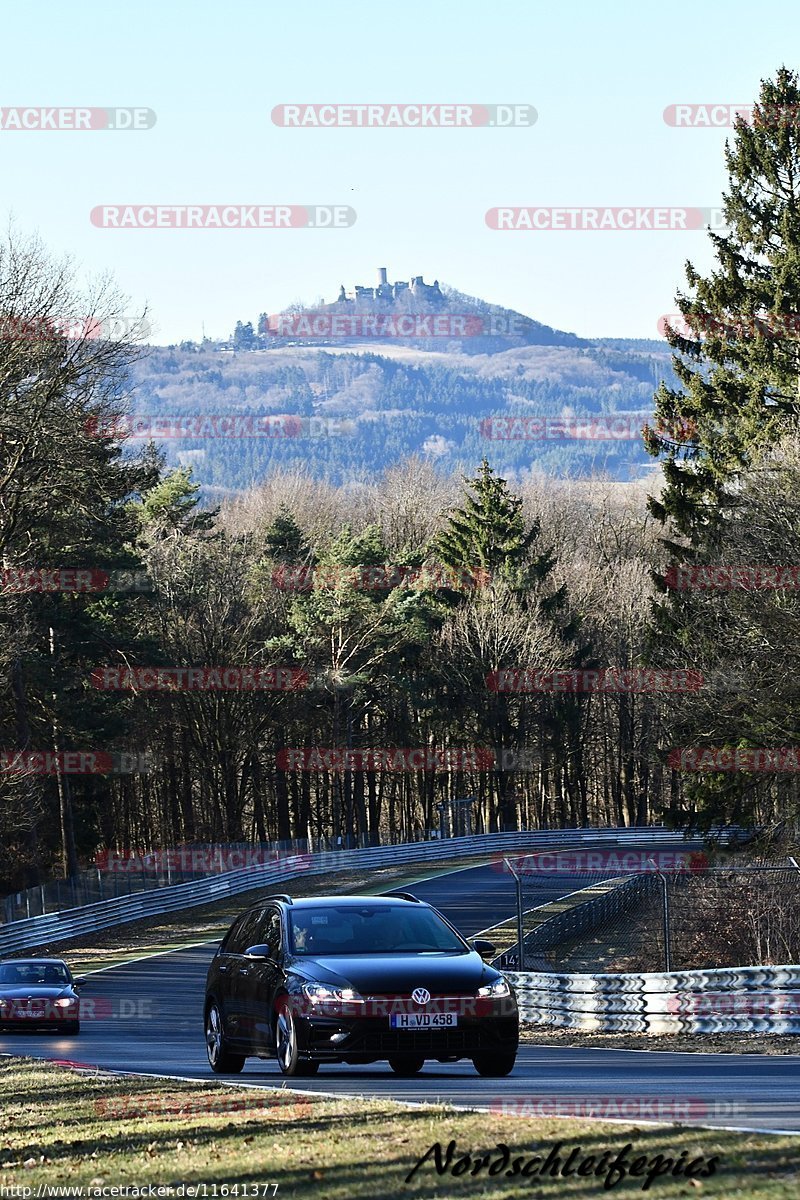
[3,855,800,1135]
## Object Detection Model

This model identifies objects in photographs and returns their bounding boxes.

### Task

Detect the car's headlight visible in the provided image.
[54,998,74,1008]
[301,983,363,1003]
[477,978,510,998]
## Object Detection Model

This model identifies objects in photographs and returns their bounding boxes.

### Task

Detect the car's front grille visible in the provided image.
[359,992,496,1017]
[363,993,479,1002]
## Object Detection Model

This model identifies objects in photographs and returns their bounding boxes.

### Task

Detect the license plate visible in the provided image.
[390,1013,457,1028]
[19,1010,44,1019]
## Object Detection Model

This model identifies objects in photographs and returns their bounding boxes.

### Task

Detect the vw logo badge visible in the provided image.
[411,987,431,1005]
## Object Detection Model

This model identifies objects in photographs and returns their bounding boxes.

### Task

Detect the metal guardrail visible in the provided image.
[0,826,718,956]
[2,839,316,924]
[495,873,660,969]
[505,963,800,1034]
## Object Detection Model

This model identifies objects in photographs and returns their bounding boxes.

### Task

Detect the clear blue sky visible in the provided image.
[2,0,798,344]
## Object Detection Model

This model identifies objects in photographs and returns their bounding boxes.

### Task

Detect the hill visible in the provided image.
[124,277,678,492]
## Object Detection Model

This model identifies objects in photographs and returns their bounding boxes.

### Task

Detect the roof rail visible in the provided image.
[265,893,294,905]
[385,891,421,903]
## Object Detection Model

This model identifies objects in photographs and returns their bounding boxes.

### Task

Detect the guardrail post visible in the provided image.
[647,857,671,973]
[661,872,671,973]
[504,856,525,971]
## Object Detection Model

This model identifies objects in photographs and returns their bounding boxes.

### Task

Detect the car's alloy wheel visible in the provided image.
[472,1049,517,1077]
[205,1003,245,1074]
[388,1055,425,1076]
[275,998,318,1076]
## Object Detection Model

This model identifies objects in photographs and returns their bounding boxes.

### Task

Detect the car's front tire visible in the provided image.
[388,1055,425,1076]
[472,1049,517,1077]
[275,997,319,1077]
[205,1002,245,1074]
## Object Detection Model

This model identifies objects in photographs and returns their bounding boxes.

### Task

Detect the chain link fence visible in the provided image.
[1,839,313,924]
[495,848,800,973]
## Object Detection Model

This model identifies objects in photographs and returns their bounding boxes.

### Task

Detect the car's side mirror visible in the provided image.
[244,943,275,960]
[72,977,88,988]
[471,939,496,960]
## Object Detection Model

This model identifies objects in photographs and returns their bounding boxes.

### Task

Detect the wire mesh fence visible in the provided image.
[1,824,469,924]
[1,839,314,924]
[494,850,800,973]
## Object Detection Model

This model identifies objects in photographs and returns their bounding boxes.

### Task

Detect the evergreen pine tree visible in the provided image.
[434,459,566,610]
[263,505,309,562]
[133,466,217,535]
[647,66,800,549]
[435,459,536,569]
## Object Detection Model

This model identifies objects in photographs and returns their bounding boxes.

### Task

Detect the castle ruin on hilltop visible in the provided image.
[336,267,443,304]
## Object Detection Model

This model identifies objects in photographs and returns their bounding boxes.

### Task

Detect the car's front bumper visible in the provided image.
[293,995,519,1062]
[0,1001,79,1030]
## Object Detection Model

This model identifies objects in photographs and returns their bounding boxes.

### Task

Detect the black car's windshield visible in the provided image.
[0,962,70,985]
[288,905,466,955]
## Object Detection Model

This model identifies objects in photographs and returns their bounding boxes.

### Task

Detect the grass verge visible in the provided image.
[520,1025,800,1056]
[2,1057,800,1197]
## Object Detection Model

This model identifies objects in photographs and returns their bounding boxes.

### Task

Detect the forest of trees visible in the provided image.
[3,68,800,894]
[129,341,675,490]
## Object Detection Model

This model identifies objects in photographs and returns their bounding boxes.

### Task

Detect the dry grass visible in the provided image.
[3,1057,800,1197]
